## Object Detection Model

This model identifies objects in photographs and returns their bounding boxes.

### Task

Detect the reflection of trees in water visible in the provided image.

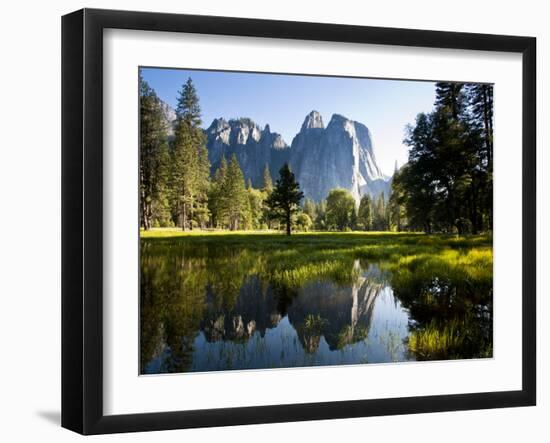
[391,270,493,360]
[141,242,266,372]
[140,243,208,373]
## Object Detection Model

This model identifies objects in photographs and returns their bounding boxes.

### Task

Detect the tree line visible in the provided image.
[140,75,493,235]
[301,190,396,232]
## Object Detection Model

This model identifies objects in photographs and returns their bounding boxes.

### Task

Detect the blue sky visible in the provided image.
[140,67,436,176]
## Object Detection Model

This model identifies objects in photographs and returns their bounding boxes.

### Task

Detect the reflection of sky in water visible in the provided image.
[144,267,413,374]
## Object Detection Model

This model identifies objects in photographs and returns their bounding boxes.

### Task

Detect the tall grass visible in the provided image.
[408,320,465,360]
[408,317,492,360]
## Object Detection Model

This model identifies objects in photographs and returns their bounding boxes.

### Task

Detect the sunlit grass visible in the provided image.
[408,320,465,360]
[141,230,492,289]
[408,318,493,360]
[270,260,359,287]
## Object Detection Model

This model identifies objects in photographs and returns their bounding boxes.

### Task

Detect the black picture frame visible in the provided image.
[62,8,536,435]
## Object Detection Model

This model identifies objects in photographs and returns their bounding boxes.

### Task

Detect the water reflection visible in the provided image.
[140,241,492,374]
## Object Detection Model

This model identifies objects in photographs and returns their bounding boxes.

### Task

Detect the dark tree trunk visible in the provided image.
[482,87,492,164]
[141,210,150,230]
[286,209,291,236]
[425,219,432,234]
[146,204,152,230]
[140,200,148,230]
[143,202,152,230]
[471,181,478,235]
[182,203,187,231]
[139,169,150,230]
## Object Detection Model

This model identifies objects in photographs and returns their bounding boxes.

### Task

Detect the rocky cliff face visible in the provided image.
[159,101,177,138]
[174,107,392,201]
[288,111,389,202]
[205,118,290,187]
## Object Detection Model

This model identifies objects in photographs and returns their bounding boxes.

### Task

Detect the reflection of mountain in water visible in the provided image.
[201,276,280,342]
[199,260,384,353]
[291,266,383,353]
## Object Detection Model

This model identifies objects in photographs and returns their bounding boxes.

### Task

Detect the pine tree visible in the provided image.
[247,187,266,230]
[176,78,202,126]
[395,81,493,234]
[170,77,208,230]
[467,83,494,231]
[188,142,211,229]
[210,156,228,228]
[434,82,484,233]
[266,163,304,235]
[139,74,170,230]
[225,155,248,230]
[388,190,404,231]
[357,195,373,231]
[400,114,438,232]
[467,84,493,162]
[435,82,466,120]
[262,164,273,193]
[260,164,275,228]
[373,193,387,231]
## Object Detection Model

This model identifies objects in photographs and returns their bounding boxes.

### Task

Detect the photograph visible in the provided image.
[139,67,494,375]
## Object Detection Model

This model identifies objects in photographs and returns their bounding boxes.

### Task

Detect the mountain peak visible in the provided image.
[301,110,324,131]
[229,117,257,128]
[208,117,229,131]
[328,113,351,126]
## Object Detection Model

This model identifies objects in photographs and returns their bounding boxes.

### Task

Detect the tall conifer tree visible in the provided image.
[394,82,493,233]
[170,78,209,230]
[210,156,228,228]
[357,195,373,231]
[266,163,304,235]
[262,164,273,193]
[225,154,248,230]
[139,74,169,230]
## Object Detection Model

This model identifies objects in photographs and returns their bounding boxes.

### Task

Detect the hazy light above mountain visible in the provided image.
[141,68,436,176]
